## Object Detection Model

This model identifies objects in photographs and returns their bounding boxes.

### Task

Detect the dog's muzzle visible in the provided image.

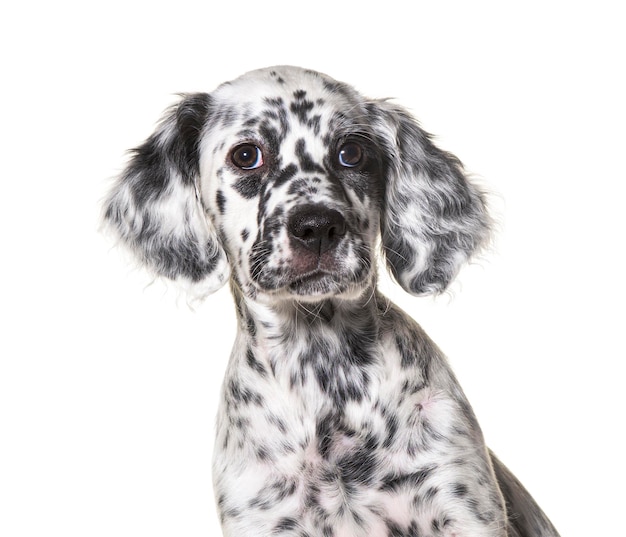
[249,203,369,298]
[282,204,354,295]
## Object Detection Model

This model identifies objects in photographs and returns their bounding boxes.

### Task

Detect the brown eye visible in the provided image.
[338,142,364,168]
[231,144,264,170]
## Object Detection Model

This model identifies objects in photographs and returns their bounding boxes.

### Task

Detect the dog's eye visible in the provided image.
[231,144,264,170]
[338,142,364,168]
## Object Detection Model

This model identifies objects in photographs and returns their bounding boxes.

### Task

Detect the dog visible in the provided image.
[103,66,559,537]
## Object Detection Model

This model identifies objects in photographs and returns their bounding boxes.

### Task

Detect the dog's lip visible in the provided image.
[252,266,369,300]
[289,269,333,287]
[287,269,348,295]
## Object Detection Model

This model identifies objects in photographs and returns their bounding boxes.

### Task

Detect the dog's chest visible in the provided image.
[213,324,465,533]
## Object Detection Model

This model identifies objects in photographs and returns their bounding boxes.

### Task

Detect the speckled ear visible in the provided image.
[103,93,230,299]
[369,101,491,295]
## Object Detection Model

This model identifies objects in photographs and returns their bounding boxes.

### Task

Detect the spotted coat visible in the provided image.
[103,66,559,537]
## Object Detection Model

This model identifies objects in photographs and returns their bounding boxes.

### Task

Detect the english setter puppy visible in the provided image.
[103,66,559,537]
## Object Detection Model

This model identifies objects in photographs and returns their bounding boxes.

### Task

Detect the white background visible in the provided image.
[1,1,624,535]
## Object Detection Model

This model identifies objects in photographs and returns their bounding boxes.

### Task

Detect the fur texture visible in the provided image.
[103,66,559,537]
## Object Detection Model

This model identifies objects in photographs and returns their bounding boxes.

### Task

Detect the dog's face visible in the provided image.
[103,66,490,302]
[200,69,383,300]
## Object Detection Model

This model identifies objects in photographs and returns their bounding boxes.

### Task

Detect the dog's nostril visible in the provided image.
[288,206,347,255]
[301,228,316,241]
[326,224,344,243]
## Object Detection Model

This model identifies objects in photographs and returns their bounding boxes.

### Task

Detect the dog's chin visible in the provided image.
[289,272,351,299]
[256,270,370,303]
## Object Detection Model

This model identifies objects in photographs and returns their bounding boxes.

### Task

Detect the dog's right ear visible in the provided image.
[102,93,230,299]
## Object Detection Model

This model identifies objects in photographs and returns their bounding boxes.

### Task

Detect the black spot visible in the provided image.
[233,173,263,199]
[394,327,431,388]
[246,315,257,338]
[287,178,314,197]
[241,228,250,241]
[259,97,289,142]
[316,412,338,459]
[452,482,469,497]
[256,445,272,461]
[275,477,297,499]
[227,379,264,406]
[384,520,422,537]
[259,122,283,155]
[295,138,324,173]
[337,434,378,486]
[269,414,288,434]
[243,115,259,127]
[290,90,315,124]
[232,416,250,431]
[246,347,267,376]
[380,465,436,492]
[466,496,497,524]
[273,164,298,189]
[248,476,297,511]
[432,516,453,533]
[327,110,348,132]
[422,486,439,502]
[216,189,226,214]
[274,517,298,532]
[264,96,285,108]
[217,492,242,522]
[174,93,213,180]
[323,79,351,97]
[382,406,399,448]
[269,71,285,85]
[308,114,322,135]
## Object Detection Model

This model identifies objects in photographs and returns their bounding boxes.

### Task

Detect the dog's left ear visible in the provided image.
[369,101,491,295]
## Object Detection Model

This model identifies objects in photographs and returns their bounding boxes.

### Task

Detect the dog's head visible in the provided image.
[103,66,490,302]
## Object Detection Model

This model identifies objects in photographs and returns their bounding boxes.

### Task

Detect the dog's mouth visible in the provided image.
[248,262,369,301]
[285,260,375,300]
[288,270,339,295]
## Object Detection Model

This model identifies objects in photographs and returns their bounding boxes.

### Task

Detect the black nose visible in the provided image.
[288,205,347,254]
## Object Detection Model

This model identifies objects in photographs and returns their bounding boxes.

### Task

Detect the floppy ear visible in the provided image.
[370,101,491,295]
[103,93,230,298]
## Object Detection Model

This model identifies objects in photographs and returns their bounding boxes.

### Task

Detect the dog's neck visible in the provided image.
[230,284,386,406]
[233,284,383,338]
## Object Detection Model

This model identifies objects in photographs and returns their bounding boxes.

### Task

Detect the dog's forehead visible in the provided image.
[211,66,361,118]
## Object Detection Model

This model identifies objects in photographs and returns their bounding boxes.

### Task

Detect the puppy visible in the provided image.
[103,66,559,537]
